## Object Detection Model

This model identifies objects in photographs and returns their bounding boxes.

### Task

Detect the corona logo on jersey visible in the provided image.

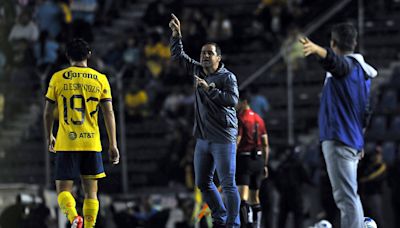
[63,71,98,80]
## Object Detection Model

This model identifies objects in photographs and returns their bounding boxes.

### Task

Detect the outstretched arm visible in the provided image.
[300,37,351,77]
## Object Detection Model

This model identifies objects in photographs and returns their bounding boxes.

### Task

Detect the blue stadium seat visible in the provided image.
[364,141,377,155]
[389,115,400,134]
[381,141,397,166]
[380,89,397,111]
[369,115,387,135]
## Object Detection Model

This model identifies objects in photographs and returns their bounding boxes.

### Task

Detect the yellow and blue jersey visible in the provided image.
[45,66,112,152]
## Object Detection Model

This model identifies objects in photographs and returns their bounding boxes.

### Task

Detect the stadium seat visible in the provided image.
[381,141,397,166]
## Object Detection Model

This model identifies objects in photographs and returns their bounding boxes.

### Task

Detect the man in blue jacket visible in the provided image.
[169,14,240,228]
[300,23,377,228]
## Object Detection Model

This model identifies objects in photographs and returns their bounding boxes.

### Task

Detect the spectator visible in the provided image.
[8,11,39,43]
[70,0,98,24]
[388,148,400,226]
[249,86,270,119]
[275,146,312,228]
[282,24,305,71]
[33,31,59,69]
[208,11,233,43]
[122,37,141,66]
[144,33,171,78]
[125,84,149,119]
[161,86,185,119]
[0,195,27,228]
[34,0,63,39]
[358,145,387,228]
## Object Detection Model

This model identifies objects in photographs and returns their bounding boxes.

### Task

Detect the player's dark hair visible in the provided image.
[331,23,357,52]
[204,42,222,56]
[66,38,91,61]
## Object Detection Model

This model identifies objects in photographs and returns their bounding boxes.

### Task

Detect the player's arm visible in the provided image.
[100,101,120,165]
[169,13,201,73]
[261,133,269,178]
[261,134,269,166]
[299,37,351,77]
[43,100,56,152]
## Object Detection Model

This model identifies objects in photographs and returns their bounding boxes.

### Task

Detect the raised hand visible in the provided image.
[299,37,327,58]
[194,75,210,91]
[169,13,181,37]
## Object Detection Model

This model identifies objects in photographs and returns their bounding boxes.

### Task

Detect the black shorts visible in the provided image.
[236,154,264,190]
[55,151,106,180]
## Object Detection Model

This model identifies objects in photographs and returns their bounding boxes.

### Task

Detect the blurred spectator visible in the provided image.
[161,86,185,119]
[24,196,52,228]
[125,84,149,119]
[254,0,286,16]
[249,86,270,119]
[388,149,400,226]
[0,49,6,76]
[122,37,141,66]
[0,93,4,123]
[358,145,387,228]
[180,8,207,55]
[143,0,169,28]
[58,0,73,41]
[34,0,63,39]
[8,10,39,42]
[33,31,59,70]
[70,0,98,25]
[275,146,312,228]
[208,11,232,42]
[144,33,171,79]
[282,24,305,71]
[0,195,27,228]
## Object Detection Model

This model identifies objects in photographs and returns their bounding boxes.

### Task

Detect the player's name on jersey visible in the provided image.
[63,83,101,93]
[63,71,98,80]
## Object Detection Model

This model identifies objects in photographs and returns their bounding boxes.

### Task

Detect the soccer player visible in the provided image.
[236,92,269,228]
[43,38,120,228]
[300,23,377,228]
[169,14,240,228]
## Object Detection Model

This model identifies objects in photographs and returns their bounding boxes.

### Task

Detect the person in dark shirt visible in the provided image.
[169,13,240,228]
[275,147,312,228]
[236,92,269,228]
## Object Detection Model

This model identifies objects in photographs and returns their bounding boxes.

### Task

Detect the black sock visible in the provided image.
[251,204,262,228]
[240,200,250,227]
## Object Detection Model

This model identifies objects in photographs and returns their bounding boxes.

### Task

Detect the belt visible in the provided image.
[238,151,262,156]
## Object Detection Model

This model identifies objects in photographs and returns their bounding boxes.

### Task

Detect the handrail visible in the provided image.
[239,0,352,90]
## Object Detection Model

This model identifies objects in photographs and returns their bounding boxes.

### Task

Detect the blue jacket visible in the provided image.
[319,48,377,151]
[170,37,239,143]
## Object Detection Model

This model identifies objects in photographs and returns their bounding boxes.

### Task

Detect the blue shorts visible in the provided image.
[55,151,106,180]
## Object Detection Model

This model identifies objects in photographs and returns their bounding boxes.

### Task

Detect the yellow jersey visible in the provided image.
[45,66,112,152]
